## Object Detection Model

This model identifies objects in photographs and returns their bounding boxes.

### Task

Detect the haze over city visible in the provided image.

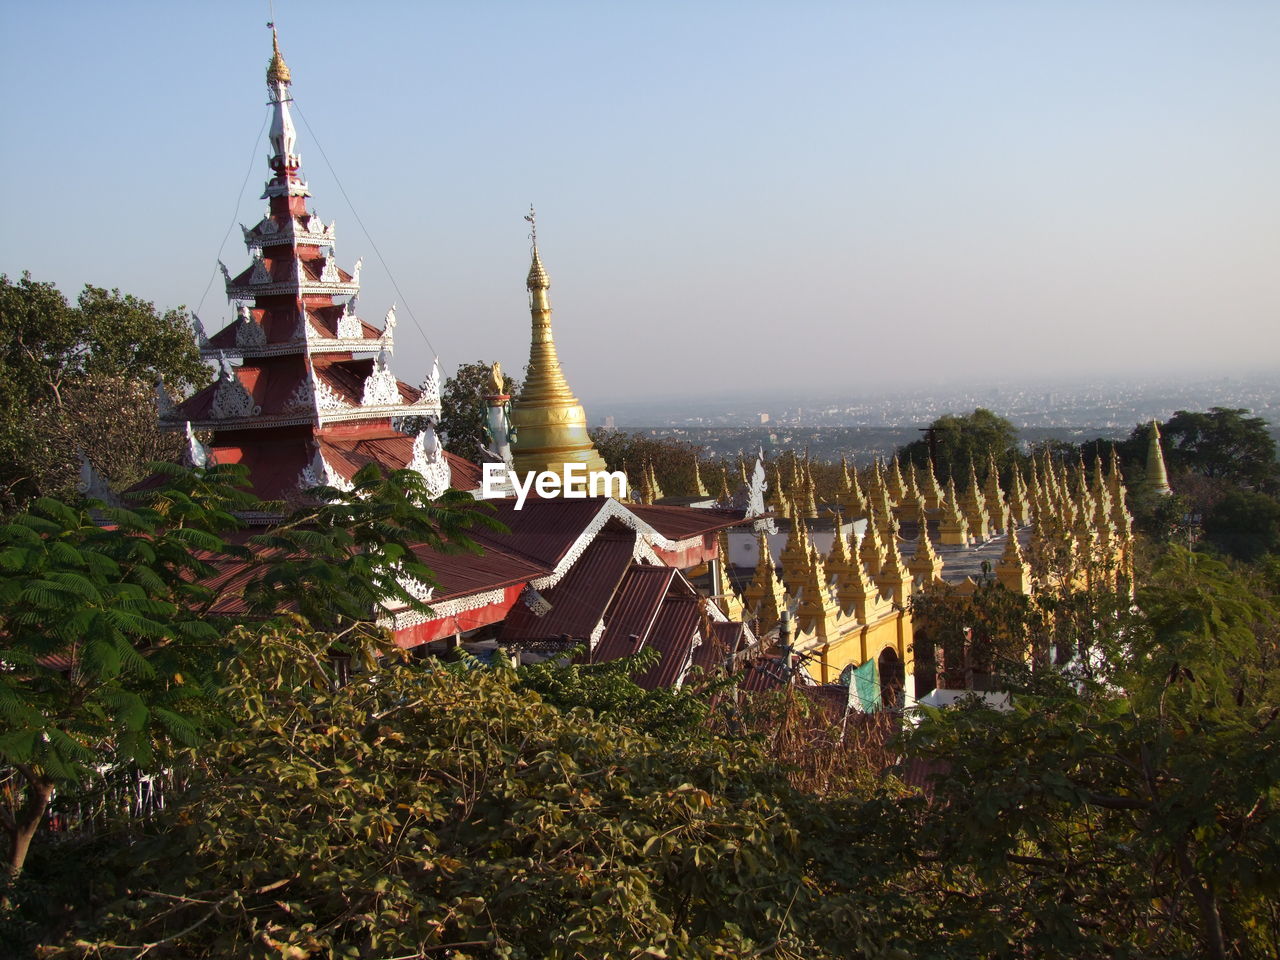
[2,1,1277,406]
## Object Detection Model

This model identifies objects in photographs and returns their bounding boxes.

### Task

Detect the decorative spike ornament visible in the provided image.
[713,529,745,621]
[690,455,709,497]
[796,544,839,638]
[888,455,906,502]
[908,511,944,585]
[961,461,992,542]
[996,524,1030,594]
[646,461,665,503]
[743,534,786,634]
[939,479,971,546]
[876,529,911,607]
[859,503,886,577]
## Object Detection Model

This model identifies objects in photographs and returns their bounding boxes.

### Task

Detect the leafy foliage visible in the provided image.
[898,408,1018,485]
[55,632,920,960]
[0,463,495,876]
[0,273,204,511]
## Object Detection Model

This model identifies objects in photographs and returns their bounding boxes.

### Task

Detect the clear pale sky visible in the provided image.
[2,1,1277,406]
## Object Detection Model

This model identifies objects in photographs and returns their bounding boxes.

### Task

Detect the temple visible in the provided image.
[162,29,1141,705]
[159,27,462,507]
[165,31,755,690]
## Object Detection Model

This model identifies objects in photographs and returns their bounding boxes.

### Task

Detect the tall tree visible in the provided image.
[898,408,1018,485]
[0,274,205,511]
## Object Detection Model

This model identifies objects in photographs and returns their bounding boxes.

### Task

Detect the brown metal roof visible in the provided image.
[591,566,675,663]
[498,525,635,643]
[692,621,747,672]
[471,498,611,568]
[634,594,703,690]
[626,503,747,540]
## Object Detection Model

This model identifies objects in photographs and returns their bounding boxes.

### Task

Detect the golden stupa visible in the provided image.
[508,224,608,489]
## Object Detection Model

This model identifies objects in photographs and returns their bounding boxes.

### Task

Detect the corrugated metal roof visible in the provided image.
[634,595,703,690]
[471,499,611,568]
[498,525,635,643]
[692,621,746,672]
[591,566,675,663]
[626,503,747,540]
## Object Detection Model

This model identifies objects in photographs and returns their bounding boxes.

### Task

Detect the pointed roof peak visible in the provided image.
[525,206,550,290]
[266,23,291,86]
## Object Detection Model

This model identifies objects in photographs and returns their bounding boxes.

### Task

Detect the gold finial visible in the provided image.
[524,206,549,290]
[487,361,505,397]
[266,22,292,85]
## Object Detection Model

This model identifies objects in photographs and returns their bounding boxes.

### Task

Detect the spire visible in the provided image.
[508,210,609,488]
[1143,419,1173,496]
[996,524,1030,594]
[264,24,299,178]
[908,512,944,585]
[713,529,745,621]
[876,529,911,607]
[939,479,971,546]
[744,533,786,634]
[691,455,709,497]
[266,24,291,86]
[859,503,885,577]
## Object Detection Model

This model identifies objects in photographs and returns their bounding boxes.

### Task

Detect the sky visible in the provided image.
[2,1,1277,409]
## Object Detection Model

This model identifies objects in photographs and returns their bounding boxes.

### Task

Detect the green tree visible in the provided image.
[50,638,921,960]
[435,361,519,463]
[899,408,1018,486]
[0,462,493,877]
[590,430,708,497]
[1203,489,1280,562]
[0,274,205,511]
[903,548,1280,959]
[1160,408,1278,491]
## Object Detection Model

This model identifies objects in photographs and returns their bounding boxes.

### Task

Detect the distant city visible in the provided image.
[590,373,1280,465]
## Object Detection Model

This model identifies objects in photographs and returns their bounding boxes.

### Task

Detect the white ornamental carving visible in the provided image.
[298,447,354,493]
[249,250,271,285]
[183,421,211,468]
[210,353,259,419]
[192,314,209,348]
[746,450,768,518]
[319,255,341,283]
[416,357,441,408]
[382,303,397,346]
[351,257,363,285]
[361,350,401,407]
[520,585,553,617]
[234,304,267,348]
[408,424,451,499]
[312,371,350,411]
[337,298,362,339]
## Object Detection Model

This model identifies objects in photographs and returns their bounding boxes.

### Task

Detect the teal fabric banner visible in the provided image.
[851,657,881,712]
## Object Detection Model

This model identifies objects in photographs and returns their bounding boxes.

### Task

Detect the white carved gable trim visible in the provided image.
[210,355,259,419]
[408,425,451,499]
[298,447,354,493]
[361,351,401,406]
[337,298,362,339]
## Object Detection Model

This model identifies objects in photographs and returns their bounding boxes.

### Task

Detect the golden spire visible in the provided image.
[797,543,839,637]
[826,510,854,576]
[713,529,745,620]
[961,461,992,542]
[646,461,665,502]
[939,479,971,546]
[266,24,292,85]
[744,534,786,633]
[508,210,609,489]
[717,464,733,504]
[1144,419,1173,496]
[909,511,944,584]
[876,528,911,606]
[859,504,885,577]
[996,524,1030,594]
[690,455,709,497]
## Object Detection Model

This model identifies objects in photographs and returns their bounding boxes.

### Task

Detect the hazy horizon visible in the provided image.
[2,1,1277,403]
